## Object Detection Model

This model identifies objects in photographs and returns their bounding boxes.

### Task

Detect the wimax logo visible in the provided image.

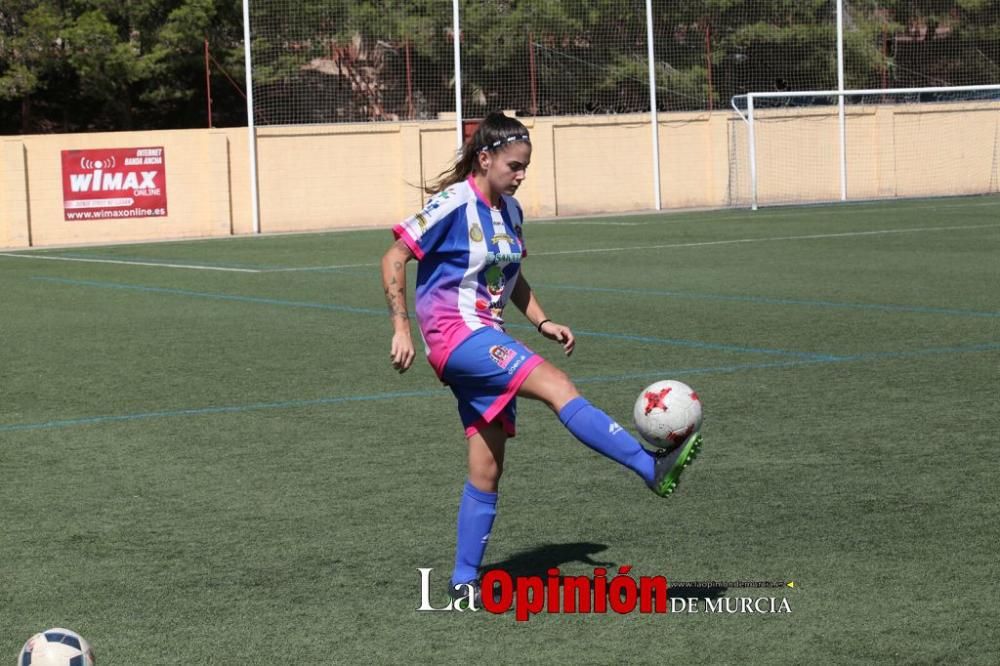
[69,170,159,192]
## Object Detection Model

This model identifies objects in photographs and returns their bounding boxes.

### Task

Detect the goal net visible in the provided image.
[729,85,1000,209]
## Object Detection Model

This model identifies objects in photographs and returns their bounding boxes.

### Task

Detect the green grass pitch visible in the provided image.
[2,197,999,663]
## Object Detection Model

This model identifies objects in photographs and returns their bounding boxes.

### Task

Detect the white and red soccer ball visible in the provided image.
[633,380,703,449]
[18,628,94,666]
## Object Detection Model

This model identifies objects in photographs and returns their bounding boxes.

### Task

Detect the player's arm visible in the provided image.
[381,239,416,373]
[511,272,575,356]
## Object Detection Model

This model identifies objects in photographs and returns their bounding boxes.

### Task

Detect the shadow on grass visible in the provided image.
[483,541,615,578]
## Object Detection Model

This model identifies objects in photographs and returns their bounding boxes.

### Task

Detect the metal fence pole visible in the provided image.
[453,0,463,150]
[748,94,758,211]
[837,0,847,202]
[645,0,662,210]
[241,0,260,233]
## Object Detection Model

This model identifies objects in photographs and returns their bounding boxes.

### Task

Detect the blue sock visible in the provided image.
[451,480,498,587]
[558,397,654,484]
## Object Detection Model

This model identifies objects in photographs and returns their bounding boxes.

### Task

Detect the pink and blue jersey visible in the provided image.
[393,176,527,377]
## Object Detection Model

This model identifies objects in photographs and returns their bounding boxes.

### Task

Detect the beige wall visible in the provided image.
[732,100,1000,205]
[1,140,31,248]
[3,129,235,248]
[2,102,998,248]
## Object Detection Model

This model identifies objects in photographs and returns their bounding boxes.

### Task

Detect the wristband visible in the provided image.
[536,319,552,333]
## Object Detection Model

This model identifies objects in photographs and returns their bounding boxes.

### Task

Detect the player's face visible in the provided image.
[482,141,531,197]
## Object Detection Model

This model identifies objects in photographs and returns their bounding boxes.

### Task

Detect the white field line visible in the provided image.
[4,221,997,272]
[541,221,642,226]
[263,262,377,272]
[0,252,262,273]
[529,196,1000,225]
[269,222,1000,271]
[533,223,1000,257]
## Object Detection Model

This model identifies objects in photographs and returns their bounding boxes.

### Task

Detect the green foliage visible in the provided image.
[0,3,63,100]
[2,0,999,132]
[1,0,245,132]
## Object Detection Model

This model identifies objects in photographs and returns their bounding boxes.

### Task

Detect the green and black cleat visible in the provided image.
[647,432,702,497]
[449,579,482,608]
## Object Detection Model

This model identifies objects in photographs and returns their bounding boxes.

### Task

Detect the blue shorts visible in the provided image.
[441,327,544,439]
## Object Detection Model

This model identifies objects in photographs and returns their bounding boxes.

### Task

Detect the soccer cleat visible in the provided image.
[647,431,702,497]
[449,579,482,607]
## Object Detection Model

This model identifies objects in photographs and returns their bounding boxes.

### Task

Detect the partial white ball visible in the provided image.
[18,628,94,666]
[633,380,703,449]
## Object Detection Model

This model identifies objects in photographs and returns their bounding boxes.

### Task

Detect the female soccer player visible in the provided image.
[380,112,701,598]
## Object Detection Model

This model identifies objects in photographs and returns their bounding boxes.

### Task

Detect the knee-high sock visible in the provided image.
[558,397,654,483]
[451,480,498,587]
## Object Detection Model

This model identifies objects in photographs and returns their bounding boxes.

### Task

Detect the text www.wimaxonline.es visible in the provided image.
[66,207,166,220]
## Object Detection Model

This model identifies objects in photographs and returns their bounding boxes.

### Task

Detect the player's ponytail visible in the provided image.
[424,111,530,195]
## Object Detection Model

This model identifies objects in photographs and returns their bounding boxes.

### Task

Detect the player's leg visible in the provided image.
[517,360,702,496]
[451,420,506,591]
[517,360,654,480]
[467,419,506,492]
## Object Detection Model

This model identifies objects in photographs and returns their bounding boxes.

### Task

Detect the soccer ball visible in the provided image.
[633,380,702,449]
[17,628,94,666]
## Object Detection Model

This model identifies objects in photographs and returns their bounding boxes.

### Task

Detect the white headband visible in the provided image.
[478,134,531,153]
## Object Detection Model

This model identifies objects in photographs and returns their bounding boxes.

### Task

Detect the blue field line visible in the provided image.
[573,341,1000,384]
[0,389,446,434]
[1,341,996,434]
[512,325,840,360]
[537,283,1000,320]
[33,276,831,359]
[32,276,386,316]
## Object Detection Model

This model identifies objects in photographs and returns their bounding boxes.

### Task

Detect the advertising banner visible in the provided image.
[61,147,167,220]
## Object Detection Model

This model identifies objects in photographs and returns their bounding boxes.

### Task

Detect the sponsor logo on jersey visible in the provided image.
[414,212,429,230]
[485,265,505,295]
[486,251,522,265]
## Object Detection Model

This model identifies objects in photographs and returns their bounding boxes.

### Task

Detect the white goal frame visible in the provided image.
[731,84,1000,210]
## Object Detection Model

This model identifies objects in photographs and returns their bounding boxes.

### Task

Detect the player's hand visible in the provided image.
[540,321,575,356]
[390,331,415,373]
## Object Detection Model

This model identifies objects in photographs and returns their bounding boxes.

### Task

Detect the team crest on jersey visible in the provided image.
[470,223,484,242]
[489,345,517,369]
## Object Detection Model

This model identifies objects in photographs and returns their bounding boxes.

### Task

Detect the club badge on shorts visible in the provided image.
[489,345,516,369]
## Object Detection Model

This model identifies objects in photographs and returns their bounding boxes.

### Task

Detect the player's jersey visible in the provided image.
[392,176,527,377]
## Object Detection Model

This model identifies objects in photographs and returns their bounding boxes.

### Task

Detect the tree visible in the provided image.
[2,0,998,133]
[0,0,247,133]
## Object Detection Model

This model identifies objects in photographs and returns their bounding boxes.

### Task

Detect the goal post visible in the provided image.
[730,84,1000,210]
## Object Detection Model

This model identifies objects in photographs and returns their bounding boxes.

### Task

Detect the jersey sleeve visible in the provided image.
[511,199,526,256]
[392,195,458,260]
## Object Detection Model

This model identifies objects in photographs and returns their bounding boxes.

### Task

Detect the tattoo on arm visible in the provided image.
[383,257,409,320]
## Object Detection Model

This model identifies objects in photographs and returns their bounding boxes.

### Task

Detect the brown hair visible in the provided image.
[424,111,530,195]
